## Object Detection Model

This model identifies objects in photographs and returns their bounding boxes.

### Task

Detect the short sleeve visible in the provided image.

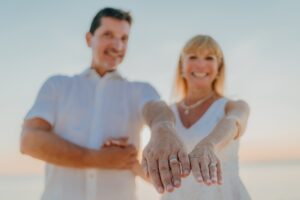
[24,76,60,126]
[136,82,161,115]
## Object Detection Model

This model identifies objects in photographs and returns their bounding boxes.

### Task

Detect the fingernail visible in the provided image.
[166,185,173,192]
[197,177,203,182]
[174,180,181,187]
[158,187,164,193]
[206,180,211,185]
[184,170,189,175]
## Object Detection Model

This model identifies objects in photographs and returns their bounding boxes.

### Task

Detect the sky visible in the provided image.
[0,0,299,175]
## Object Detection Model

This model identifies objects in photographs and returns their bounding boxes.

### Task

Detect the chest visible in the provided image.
[177,100,213,129]
[55,81,140,144]
[173,100,226,152]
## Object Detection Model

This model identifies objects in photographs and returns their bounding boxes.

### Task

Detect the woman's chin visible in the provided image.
[189,82,212,91]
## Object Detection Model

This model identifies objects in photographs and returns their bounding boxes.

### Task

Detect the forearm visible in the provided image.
[20,128,97,168]
[142,100,175,132]
[225,100,250,137]
[199,100,250,151]
[141,101,190,192]
[200,117,238,151]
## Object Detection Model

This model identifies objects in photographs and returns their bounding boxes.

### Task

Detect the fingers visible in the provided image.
[141,157,149,178]
[190,157,203,183]
[159,158,174,192]
[199,158,222,186]
[104,137,129,147]
[148,158,164,193]
[122,146,138,169]
[216,161,223,185]
[125,145,138,157]
[209,162,218,184]
[178,149,190,177]
[169,154,181,187]
[200,159,211,185]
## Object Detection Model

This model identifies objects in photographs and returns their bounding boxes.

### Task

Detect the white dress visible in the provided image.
[161,98,251,200]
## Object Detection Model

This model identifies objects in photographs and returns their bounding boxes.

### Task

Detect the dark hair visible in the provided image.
[89,7,132,34]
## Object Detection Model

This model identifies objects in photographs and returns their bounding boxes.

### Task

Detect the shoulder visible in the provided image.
[41,74,76,94]
[128,81,158,93]
[224,98,250,113]
[45,74,72,85]
[129,81,155,88]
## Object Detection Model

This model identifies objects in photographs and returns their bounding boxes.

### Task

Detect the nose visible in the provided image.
[195,58,206,67]
[112,38,123,51]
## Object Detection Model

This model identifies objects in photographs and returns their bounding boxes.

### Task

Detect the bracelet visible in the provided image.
[150,120,175,130]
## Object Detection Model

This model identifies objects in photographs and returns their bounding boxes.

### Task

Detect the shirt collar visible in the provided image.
[80,67,124,81]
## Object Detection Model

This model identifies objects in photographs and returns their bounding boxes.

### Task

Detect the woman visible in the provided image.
[160,35,251,200]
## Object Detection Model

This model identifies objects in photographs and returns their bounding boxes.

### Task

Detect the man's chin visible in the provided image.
[105,60,122,70]
[105,65,118,72]
[98,65,116,73]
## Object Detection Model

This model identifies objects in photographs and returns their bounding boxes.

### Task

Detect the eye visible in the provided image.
[121,35,128,42]
[189,55,197,60]
[102,31,113,38]
[206,56,216,61]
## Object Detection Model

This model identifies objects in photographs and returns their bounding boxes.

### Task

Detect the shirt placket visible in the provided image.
[86,78,107,200]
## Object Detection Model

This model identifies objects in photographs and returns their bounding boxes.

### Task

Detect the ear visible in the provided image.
[85,32,92,48]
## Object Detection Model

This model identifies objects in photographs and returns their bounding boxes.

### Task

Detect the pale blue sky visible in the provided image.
[0,0,299,173]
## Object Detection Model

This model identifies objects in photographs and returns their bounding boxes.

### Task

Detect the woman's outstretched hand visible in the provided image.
[142,122,190,193]
[189,141,222,186]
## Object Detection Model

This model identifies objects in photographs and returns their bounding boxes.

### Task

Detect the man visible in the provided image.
[20,7,249,200]
[21,7,187,200]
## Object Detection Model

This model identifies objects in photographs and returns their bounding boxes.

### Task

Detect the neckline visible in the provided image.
[80,68,124,81]
[173,98,224,131]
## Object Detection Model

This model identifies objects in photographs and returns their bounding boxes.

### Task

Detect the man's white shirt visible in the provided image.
[25,68,160,200]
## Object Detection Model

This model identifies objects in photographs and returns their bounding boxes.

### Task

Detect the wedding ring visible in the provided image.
[209,163,217,168]
[169,155,179,164]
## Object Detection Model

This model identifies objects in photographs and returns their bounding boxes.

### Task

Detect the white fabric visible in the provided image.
[161,98,251,200]
[25,68,160,200]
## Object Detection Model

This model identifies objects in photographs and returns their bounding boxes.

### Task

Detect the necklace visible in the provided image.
[180,94,213,115]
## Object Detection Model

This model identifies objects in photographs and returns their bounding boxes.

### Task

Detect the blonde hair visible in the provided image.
[172,35,225,101]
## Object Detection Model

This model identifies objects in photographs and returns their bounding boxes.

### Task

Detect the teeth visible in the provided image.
[106,50,121,59]
[107,52,117,58]
[192,72,207,78]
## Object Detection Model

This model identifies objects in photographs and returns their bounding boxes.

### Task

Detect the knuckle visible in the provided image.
[148,151,157,159]
[179,150,187,157]
[170,162,178,167]
[162,176,172,183]
[202,156,210,161]
[204,174,210,179]
[149,168,159,174]
[183,164,191,170]
[172,172,180,178]
[144,147,151,154]
[159,165,169,171]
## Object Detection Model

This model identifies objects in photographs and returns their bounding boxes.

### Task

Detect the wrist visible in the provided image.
[197,139,216,149]
[150,121,175,132]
